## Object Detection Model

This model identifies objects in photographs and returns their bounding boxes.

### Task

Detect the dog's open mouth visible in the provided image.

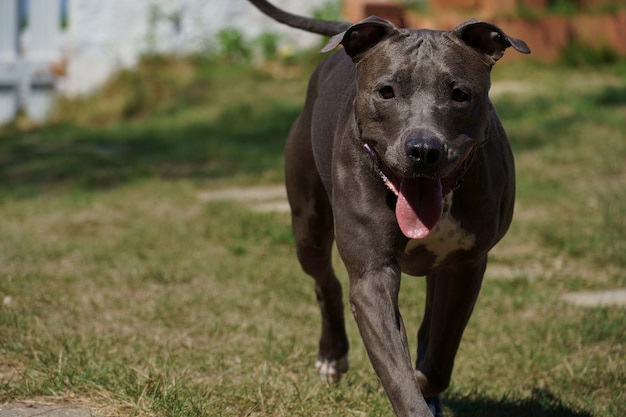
[395,177,443,239]
[364,144,474,239]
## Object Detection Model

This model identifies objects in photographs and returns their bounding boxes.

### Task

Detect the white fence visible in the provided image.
[0,0,62,125]
[0,0,330,126]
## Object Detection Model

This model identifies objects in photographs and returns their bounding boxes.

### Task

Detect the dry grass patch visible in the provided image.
[1,59,625,416]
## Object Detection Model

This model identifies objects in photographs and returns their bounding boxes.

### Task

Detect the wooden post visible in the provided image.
[0,0,19,124]
[28,0,61,61]
[24,0,60,121]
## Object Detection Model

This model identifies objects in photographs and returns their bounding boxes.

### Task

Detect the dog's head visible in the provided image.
[323,18,529,239]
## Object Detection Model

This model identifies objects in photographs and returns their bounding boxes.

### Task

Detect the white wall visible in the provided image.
[64,0,331,96]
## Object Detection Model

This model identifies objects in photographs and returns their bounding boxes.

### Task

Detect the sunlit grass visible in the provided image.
[1,55,624,416]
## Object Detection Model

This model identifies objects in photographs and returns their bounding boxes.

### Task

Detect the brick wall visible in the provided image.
[343,0,626,61]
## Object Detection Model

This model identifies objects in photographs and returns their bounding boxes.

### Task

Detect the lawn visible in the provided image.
[0,52,624,416]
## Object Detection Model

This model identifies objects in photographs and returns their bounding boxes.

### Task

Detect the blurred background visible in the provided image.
[0,1,624,416]
[0,0,624,124]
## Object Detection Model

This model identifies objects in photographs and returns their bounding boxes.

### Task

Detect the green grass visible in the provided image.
[0,56,314,199]
[1,55,625,416]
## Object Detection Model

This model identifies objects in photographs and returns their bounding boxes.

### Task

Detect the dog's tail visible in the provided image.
[249,0,350,37]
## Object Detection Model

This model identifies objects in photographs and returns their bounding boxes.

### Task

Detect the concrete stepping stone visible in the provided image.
[198,185,290,212]
[561,289,626,307]
[0,404,92,417]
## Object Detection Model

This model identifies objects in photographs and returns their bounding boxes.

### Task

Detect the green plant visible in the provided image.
[560,39,619,67]
[217,28,252,62]
[402,0,429,12]
[547,0,580,15]
[312,0,342,21]
[255,32,281,61]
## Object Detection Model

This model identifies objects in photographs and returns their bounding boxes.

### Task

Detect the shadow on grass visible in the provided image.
[594,84,626,107]
[0,101,299,198]
[3,80,624,199]
[444,388,593,417]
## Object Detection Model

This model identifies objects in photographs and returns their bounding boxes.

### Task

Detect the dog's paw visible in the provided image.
[315,354,349,384]
[426,395,444,417]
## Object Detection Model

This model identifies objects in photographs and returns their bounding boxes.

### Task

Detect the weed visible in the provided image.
[560,40,619,67]
[547,0,580,15]
[255,32,281,61]
[217,28,252,62]
[312,0,343,21]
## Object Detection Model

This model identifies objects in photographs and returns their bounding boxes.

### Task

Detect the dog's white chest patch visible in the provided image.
[404,193,476,268]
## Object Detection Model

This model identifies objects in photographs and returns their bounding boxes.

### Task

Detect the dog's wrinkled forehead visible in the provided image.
[356,30,491,85]
[323,16,530,66]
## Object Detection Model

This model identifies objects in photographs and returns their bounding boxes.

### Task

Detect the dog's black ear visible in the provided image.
[322,16,396,59]
[454,19,530,62]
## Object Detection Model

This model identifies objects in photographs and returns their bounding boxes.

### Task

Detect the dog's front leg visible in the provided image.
[347,264,433,417]
[331,154,433,416]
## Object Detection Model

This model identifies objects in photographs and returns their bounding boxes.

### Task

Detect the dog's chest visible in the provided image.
[400,193,476,276]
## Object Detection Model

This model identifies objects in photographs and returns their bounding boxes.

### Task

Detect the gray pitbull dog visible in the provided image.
[249,1,530,416]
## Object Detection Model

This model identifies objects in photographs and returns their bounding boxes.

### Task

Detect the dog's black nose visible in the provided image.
[405,136,444,166]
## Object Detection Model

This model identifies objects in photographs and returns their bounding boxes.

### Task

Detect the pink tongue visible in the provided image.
[396,178,443,239]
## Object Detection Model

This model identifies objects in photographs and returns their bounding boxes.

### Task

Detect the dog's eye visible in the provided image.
[451,88,471,102]
[378,86,395,100]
